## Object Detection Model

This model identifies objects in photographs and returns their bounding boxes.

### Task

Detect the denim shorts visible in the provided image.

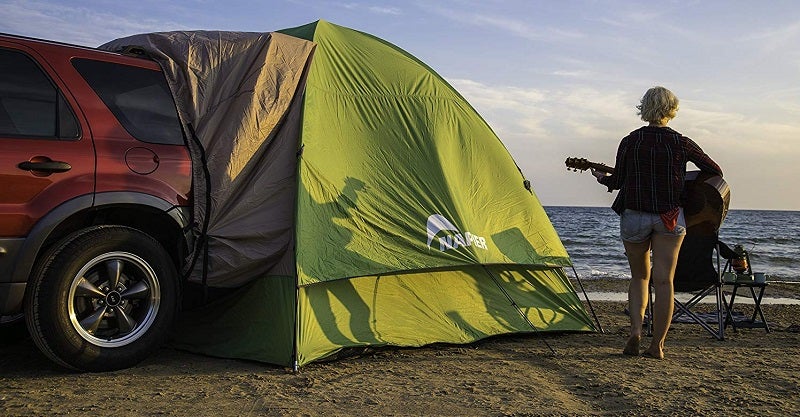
[620,208,687,243]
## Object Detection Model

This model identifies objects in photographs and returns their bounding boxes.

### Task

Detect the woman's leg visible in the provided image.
[622,239,651,355]
[645,232,685,359]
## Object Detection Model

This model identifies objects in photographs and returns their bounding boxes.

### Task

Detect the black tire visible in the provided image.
[25,226,178,372]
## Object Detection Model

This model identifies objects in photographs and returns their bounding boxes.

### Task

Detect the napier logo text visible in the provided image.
[425,214,488,251]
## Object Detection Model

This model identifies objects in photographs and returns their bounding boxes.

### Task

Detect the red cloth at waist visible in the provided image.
[660,207,680,232]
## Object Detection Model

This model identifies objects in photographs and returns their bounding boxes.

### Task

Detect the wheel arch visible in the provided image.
[12,192,192,286]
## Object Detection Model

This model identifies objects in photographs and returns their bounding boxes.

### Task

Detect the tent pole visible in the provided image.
[570,265,604,333]
[292,284,300,373]
[482,266,555,355]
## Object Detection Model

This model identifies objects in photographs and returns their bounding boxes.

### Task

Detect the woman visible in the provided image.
[591,86,722,359]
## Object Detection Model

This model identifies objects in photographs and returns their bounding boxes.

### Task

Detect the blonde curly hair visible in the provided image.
[637,86,679,124]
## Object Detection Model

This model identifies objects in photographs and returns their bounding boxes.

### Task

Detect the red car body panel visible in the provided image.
[0,34,193,319]
[0,35,191,239]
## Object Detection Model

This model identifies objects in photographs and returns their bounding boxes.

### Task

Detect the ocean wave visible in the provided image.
[549,206,800,283]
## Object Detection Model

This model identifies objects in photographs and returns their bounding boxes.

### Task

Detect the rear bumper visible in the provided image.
[0,282,26,315]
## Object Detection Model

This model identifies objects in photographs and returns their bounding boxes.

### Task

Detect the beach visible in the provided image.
[1,278,799,416]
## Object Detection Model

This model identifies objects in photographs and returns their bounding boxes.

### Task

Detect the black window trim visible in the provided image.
[0,46,82,141]
[71,57,186,146]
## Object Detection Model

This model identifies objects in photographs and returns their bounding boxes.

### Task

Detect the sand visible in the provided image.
[2,278,799,416]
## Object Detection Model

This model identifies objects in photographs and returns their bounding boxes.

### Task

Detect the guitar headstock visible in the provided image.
[565,157,592,172]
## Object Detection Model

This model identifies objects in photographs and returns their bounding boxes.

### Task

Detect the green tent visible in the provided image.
[102,20,595,369]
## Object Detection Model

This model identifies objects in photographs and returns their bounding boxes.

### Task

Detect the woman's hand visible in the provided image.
[590,168,608,182]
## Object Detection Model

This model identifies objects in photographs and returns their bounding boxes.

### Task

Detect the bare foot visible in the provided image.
[623,336,641,356]
[642,348,664,359]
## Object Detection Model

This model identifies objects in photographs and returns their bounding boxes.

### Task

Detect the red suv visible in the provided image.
[0,33,193,371]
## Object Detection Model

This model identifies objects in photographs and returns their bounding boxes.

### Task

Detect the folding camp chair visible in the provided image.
[646,170,732,340]
[645,235,731,340]
[671,235,729,339]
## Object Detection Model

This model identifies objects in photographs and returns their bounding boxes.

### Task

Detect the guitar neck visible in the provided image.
[586,162,613,175]
[564,157,614,175]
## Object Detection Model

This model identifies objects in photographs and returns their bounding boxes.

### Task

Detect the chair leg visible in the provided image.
[666,286,725,341]
[715,284,725,340]
[673,300,724,340]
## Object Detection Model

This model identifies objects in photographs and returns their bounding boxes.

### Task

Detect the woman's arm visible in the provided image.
[597,138,628,191]
[685,137,723,176]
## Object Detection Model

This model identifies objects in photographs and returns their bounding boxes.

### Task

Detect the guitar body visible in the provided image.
[682,170,730,235]
[565,157,730,234]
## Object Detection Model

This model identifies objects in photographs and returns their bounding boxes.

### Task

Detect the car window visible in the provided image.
[73,58,185,146]
[0,48,80,140]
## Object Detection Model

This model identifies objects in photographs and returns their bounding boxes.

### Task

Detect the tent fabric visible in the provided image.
[172,275,296,365]
[102,20,595,368]
[101,31,315,287]
[282,21,571,285]
[173,265,589,367]
[296,266,590,365]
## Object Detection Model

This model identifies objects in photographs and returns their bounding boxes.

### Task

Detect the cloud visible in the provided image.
[594,9,662,28]
[551,69,597,80]
[418,3,582,41]
[450,79,546,109]
[449,78,633,140]
[680,106,800,156]
[449,78,549,138]
[446,75,800,209]
[738,18,800,47]
[0,0,188,46]
[367,6,402,15]
[466,14,582,41]
[337,2,402,15]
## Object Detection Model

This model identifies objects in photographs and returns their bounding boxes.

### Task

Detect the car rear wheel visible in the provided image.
[25,226,177,372]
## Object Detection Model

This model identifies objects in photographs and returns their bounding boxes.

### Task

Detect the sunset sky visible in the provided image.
[3,0,798,210]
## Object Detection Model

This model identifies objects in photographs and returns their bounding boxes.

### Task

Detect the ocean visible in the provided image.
[545,206,800,282]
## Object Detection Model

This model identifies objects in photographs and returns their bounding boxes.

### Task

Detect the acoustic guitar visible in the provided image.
[564,157,731,235]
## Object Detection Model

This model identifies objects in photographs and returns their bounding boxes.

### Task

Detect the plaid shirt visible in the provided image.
[599,126,722,215]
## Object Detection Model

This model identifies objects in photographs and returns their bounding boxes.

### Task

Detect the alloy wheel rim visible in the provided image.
[67,251,161,348]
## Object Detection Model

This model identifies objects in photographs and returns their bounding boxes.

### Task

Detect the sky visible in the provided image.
[2,0,798,210]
